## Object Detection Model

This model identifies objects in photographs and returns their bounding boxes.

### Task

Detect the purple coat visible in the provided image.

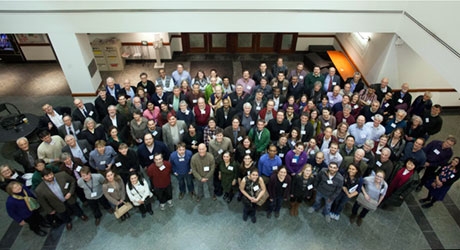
[285,150,308,175]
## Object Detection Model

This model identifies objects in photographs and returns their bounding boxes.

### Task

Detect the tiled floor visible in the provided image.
[0,56,459,250]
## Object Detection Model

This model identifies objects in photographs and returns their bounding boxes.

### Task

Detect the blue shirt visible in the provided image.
[258,153,282,177]
[170,150,193,175]
[348,124,369,146]
[89,146,117,171]
[172,70,192,85]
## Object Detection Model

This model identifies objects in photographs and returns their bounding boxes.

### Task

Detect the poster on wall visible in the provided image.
[15,34,50,44]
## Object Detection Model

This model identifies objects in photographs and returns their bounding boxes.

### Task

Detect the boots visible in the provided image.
[289,202,296,216]
[293,202,300,216]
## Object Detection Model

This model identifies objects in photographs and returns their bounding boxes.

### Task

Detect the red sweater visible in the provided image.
[194,104,211,126]
[147,161,172,188]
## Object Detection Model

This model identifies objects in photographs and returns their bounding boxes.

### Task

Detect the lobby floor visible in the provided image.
[0,57,459,250]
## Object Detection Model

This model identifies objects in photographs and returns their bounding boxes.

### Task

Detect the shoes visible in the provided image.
[212,195,217,201]
[120,214,126,221]
[226,196,233,203]
[40,222,52,228]
[107,208,114,214]
[126,212,130,218]
[419,198,430,203]
[141,213,146,218]
[325,215,331,223]
[179,193,185,200]
[334,214,340,221]
[190,192,195,198]
[80,215,89,221]
[307,207,315,214]
[223,193,229,200]
[243,213,248,221]
[422,203,434,208]
[147,209,154,215]
[267,212,272,219]
[95,218,101,226]
[167,200,173,207]
[274,212,280,218]
[349,214,357,224]
[34,229,47,237]
[160,204,166,211]
[66,223,72,231]
[251,216,256,223]
[357,217,363,226]
[196,196,202,202]
[415,186,422,192]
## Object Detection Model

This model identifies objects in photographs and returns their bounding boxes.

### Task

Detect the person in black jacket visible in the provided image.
[113,143,140,184]
[14,137,39,173]
[290,164,315,216]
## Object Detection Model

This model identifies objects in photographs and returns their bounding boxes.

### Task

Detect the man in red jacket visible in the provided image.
[147,153,173,210]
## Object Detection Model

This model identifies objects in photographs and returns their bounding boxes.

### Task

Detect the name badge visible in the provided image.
[307,184,313,190]
[91,192,97,198]
[433,149,440,155]
[329,100,334,104]
[100,161,106,165]
[253,185,260,191]
[83,148,88,153]
[361,134,366,139]
[185,111,190,115]
[390,123,396,128]
[89,111,94,116]
[279,130,285,134]
[425,118,429,123]
[245,149,251,154]
[237,136,243,141]
[279,153,284,158]
[228,166,234,171]
[250,121,255,125]
[327,180,333,185]
[149,155,154,160]
[192,140,197,145]
[246,86,252,90]
[193,99,198,104]
[76,166,82,172]
[292,158,297,163]
[332,82,337,86]
[115,162,122,167]
[301,130,306,135]
[169,104,173,108]
[367,100,371,105]
[354,104,359,109]
[371,116,375,121]
[159,165,166,171]
[272,166,278,171]
[204,166,210,172]
[342,118,347,123]
[180,129,184,134]
[384,103,389,108]
[64,182,69,189]
[201,110,206,114]
[179,157,185,162]
[282,87,287,91]
[152,131,158,136]
[324,122,330,127]
[282,183,288,188]
[397,99,403,103]
[256,106,261,111]
[218,149,223,154]
[450,174,455,178]
[376,161,382,167]
[75,129,80,134]
[299,75,304,79]
[291,141,296,146]
[108,188,114,193]
[158,99,163,104]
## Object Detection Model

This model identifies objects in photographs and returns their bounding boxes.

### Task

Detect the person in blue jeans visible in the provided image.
[170,142,195,199]
[308,162,344,223]
[266,166,291,218]
[330,163,363,221]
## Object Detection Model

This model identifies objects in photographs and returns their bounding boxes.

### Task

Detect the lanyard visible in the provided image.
[84,177,94,193]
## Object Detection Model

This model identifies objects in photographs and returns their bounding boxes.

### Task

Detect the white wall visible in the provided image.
[295,37,335,51]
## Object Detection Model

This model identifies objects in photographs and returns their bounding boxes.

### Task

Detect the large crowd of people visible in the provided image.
[1,60,459,236]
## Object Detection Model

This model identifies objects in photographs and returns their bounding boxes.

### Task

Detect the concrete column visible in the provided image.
[48,33,102,94]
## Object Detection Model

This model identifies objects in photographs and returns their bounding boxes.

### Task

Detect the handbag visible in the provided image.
[256,190,269,206]
[356,193,378,211]
[114,202,133,219]
[144,195,155,204]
